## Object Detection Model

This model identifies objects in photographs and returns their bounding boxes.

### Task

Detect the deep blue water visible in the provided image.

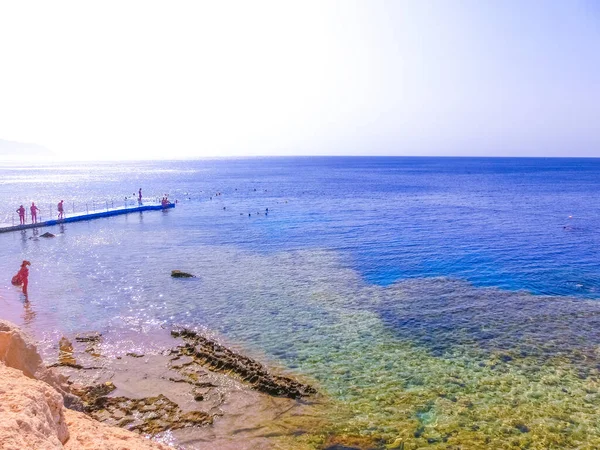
[130,156,600,297]
[171,156,600,297]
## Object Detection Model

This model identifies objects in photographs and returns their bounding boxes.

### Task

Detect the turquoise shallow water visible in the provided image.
[2,157,600,447]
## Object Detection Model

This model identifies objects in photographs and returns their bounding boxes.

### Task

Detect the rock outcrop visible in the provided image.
[0,320,171,449]
[63,409,171,450]
[171,270,195,278]
[172,328,317,399]
[0,320,80,409]
[0,364,69,449]
[71,381,213,434]
[83,392,213,434]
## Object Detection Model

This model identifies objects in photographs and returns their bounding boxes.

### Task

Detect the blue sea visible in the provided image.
[2,157,600,448]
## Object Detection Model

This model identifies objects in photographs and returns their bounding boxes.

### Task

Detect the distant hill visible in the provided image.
[0,139,54,160]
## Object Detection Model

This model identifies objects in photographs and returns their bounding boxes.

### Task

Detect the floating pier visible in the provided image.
[0,203,175,234]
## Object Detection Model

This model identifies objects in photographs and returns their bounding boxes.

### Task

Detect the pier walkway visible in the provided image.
[0,202,175,234]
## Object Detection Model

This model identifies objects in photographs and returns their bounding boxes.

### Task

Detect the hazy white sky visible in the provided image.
[1,0,599,160]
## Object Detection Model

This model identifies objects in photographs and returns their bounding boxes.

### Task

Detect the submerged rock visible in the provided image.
[75,332,102,343]
[40,232,55,238]
[171,270,195,278]
[49,333,104,369]
[74,332,103,358]
[72,382,116,409]
[58,337,77,367]
[75,385,212,435]
[171,328,317,399]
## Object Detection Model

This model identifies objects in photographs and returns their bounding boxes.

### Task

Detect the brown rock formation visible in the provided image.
[0,364,69,449]
[71,381,213,434]
[172,328,317,399]
[0,320,81,409]
[63,409,171,450]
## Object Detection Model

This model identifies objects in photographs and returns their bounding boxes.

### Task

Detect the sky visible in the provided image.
[0,0,599,160]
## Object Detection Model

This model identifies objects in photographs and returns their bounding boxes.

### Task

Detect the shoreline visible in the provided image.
[0,319,171,450]
[38,323,327,449]
[0,281,370,449]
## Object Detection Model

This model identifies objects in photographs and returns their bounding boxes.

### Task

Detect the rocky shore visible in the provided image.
[1,319,323,449]
[0,320,169,449]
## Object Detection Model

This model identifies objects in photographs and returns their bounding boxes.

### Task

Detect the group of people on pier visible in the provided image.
[16,191,171,227]
[10,188,172,301]
[16,200,64,225]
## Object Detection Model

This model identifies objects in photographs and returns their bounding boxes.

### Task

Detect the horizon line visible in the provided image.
[2,154,600,164]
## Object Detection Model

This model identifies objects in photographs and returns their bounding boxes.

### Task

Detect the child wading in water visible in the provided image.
[12,260,31,297]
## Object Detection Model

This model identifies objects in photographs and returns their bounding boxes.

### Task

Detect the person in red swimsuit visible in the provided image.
[16,205,26,225]
[12,260,30,297]
[57,200,64,219]
[30,202,40,223]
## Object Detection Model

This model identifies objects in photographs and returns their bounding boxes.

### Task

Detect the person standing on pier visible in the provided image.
[138,188,143,205]
[30,202,40,224]
[12,260,30,298]
[57,200,64,219]
[16,205,26,225]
